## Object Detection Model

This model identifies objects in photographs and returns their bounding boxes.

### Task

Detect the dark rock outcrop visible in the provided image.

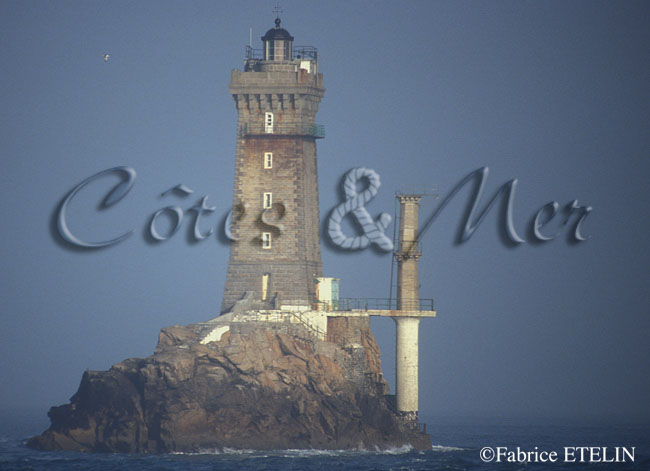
[28,317,431,452]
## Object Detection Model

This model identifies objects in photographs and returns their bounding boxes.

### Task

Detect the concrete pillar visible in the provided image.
[396,195,422,311]
[393,316,420,417]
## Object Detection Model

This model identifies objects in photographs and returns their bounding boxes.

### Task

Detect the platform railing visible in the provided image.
[245,45,318,62]
[288,311,325,340]
[335,298,434,312]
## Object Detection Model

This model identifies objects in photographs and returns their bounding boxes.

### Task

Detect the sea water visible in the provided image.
[1,410,648,470]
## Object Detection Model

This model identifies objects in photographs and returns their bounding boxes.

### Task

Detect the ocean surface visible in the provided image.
[1,410,648,470]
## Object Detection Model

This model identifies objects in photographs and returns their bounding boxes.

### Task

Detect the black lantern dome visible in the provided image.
[261,18,293,61]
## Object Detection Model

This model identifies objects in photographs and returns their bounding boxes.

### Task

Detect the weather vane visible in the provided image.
[273,4,282,19]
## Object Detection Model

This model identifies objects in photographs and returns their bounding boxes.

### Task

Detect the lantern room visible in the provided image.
[262,18,294,61]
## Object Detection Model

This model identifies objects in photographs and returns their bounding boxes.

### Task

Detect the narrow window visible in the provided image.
[262,232,272,249]
[264,152,273,169]
[264,112,274,133]
[267,41,274,60]
[262,273,269,300]
[275,40,284,60]
[263,192,272,209]
[284,41,291,61]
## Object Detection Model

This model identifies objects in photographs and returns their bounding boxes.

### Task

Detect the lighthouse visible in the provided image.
[217,16,435,428]
[222,17,325,313]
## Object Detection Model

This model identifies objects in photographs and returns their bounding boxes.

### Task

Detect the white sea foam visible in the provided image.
[431,444,465,452]
[282,449,344,457]
[170,448,258,456]
[375,444,414,454]
[170,444,418,457]
[282,444,415,456]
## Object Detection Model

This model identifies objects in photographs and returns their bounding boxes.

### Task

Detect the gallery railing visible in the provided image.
[335,298,434,312]
[244,45,318,62]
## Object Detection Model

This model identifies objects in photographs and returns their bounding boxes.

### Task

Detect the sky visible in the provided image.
[1,0,649,426]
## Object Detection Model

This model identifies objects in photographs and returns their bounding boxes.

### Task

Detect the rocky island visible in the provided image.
[28,311,431,452]
[30,16,436,453]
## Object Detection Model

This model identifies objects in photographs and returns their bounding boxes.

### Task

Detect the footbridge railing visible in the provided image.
[335,298,434,312]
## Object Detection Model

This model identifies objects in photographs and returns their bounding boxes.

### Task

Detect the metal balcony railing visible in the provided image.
[245,46,263,60]
[293,46,318,61]
[244,45,318,62]
[240,123,325,139]
[335,298,434,312]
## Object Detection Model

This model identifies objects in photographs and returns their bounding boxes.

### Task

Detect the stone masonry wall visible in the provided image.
[221,66,324,313]
[326,317,368,346]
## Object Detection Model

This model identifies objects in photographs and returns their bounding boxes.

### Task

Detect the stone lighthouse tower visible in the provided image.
[221,18,325,313]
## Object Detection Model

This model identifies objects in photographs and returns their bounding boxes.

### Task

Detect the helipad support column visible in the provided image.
[393,194,424,420]
[396,195,422,310]
[393,316,420,419]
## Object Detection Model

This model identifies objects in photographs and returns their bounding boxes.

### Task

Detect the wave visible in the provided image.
[374,444,414,454]
[431,444,466,452]
[170,448,260,456]
[170,444,417,457]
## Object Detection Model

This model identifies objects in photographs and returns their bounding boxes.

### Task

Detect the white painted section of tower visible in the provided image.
[393,315,421,413]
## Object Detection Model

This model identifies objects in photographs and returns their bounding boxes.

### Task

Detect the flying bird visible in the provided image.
[103,53,110,62]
